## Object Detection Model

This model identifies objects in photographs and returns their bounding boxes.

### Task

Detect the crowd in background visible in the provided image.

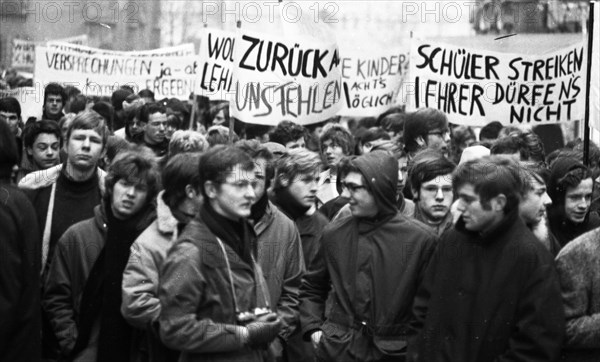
[1,82,599,362]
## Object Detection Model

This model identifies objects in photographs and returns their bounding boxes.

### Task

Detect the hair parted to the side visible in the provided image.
[453,155,522,213]
[104,146,161,203]
[408,149,456,199]
[66,110,110,148]
[162,152,202,209]
[198,145,254,199]
[319,124,354,156]
[518,161,550,196]
[274,148,322,189]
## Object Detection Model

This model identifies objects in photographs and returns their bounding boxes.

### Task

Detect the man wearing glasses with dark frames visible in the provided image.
[403,108,451,159]
[301,150,437,361]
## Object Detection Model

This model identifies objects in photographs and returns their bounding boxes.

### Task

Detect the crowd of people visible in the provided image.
[1,82,599,362]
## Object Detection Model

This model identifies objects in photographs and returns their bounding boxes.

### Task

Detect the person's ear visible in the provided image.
[185,184,198,199]
[492,194,507,212]
[415,136,426,147]
[412,188,419,201]
[205,181,217,199]
[278,174,290,188]
[26,147,33,156]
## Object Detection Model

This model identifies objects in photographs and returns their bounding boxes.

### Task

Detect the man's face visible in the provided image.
[397,156,408,195]
[426,128,450,156]
[128,117,145,137]
[67,129,104,171]
[322,139,345,168]
[28,133,60,169]
[564,178,593,224]
[251,158,268,201]
[111,179,149,219]
[456,183,499,232]
[208,164,256,220]
[519,177,551,225]
[144,112,167,144]
[285,137,305,150]
[340,171,378,218]
[44,94,63,117]
[416,174,454,222]
[0,111,20,134]
[287,171,319,209]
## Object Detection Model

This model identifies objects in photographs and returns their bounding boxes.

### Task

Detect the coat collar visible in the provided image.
[18,163,106,196]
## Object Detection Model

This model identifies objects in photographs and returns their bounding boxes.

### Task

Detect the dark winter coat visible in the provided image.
[300,151,437,361]
[158,214,272,362]
[42,205,107,360]
[0,182,42,362]
[409,210,565,362]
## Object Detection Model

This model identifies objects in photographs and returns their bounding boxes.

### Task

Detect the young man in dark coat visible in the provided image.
[158,146,282,362]
[301,150,437,361]
[0,119,41,362]
[43,149,160,361]
[410,156,565,362]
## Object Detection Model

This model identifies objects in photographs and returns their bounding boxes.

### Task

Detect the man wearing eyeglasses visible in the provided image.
[403,108,451,159]
[408,150,456,236]
[300,150,437,361]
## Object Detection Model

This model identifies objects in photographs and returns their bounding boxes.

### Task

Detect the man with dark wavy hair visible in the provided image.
[43,148,160,361]
[410,156,564,362]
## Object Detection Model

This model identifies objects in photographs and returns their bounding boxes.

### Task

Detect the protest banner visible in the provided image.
[338,50,408,117]
[409,38,587,127]
[35,45,199,100]
[0,87,42,121]
[196,29,236,100]
[231,29,343,126]
[44,42,194,58]
[11,35,89,71]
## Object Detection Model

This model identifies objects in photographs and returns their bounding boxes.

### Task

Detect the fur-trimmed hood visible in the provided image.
[156,190,178,236]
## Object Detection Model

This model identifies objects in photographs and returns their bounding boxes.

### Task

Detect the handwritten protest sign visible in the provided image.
[35,44,198,100]
[196,29,236,100]
[231,29,343,126]
[338,50,408,117]
[12,35,88,70]
[409,39,586,126]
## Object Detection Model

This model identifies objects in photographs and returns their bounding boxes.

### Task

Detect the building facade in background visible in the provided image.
[0,0,161,69]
